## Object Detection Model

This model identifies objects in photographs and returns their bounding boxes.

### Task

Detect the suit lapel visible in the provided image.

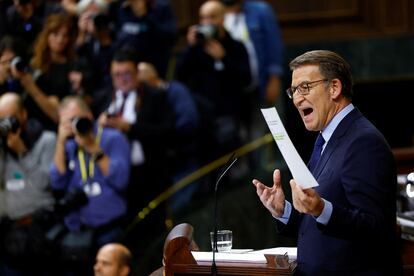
[313,108,363,178]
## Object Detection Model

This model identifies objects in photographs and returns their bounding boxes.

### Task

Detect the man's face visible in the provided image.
[199,2,224,26]
[94,247,124,276]
[111,61,139,93]
[59,101,85,123]
[0,50,15,79]
[292,64,335,131]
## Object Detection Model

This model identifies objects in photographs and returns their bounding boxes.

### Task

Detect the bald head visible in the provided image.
[0,92,26,124]
[0,93,23,113]
[94,243,132,276]
[199,0,225,26]
[137,62,159,86]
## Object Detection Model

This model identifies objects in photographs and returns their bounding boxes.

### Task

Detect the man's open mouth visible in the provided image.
[303,108,313,116]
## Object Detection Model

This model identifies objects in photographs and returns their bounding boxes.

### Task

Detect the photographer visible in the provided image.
[75,11,115,94]
[176,0,251,163]
[0,92,56,274]
[50,95,130,274]
[0,36,27,95]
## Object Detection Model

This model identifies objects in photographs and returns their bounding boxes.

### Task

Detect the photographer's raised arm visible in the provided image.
[18,72,59,123]
[54,118,72,174]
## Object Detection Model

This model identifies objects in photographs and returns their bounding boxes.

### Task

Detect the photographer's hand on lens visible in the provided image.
[252,169,286,218]
[186,25,199,46]
[12,69,33,88]
[78,11,94,34]
[57,118,74,143]
[6,127,27,155]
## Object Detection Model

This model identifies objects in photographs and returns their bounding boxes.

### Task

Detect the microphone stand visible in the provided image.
[212,153,238,276]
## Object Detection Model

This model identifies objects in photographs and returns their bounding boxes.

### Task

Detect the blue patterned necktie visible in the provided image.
[308,133,325,172]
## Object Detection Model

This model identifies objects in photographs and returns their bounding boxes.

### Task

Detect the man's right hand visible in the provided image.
[186,25,198,46]
[57,117,73,144]
[252,169,285,218]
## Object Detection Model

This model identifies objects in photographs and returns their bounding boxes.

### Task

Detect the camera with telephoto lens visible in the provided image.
[195,24,218,44]
[72,117,93,135]
[10,56,30,73]
[0,117,20,137]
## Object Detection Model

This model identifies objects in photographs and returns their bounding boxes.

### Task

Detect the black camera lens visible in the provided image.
[72,117,93,135]
[0,117,20,137]
[10,56,29,73]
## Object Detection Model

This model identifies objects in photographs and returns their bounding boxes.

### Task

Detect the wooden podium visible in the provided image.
[154,223,296,276]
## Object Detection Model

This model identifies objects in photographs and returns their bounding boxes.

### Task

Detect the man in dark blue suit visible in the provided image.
[253,50,401,275]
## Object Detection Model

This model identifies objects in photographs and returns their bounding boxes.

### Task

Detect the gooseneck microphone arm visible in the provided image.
[212,153,238,276]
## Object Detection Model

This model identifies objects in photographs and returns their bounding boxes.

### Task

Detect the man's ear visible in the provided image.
[330,79,342,100]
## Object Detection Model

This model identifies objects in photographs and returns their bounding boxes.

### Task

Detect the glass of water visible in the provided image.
[210,230,232,252]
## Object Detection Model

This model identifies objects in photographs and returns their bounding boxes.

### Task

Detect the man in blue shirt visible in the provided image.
[50,95,130,270]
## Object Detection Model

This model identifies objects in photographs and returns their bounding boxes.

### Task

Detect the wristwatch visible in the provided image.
[92,150,105,162]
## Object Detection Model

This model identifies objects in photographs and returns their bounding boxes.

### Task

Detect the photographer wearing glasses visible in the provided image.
[0,92,56,274]
[253,50,402,275]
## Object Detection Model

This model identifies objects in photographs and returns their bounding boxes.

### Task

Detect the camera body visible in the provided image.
[10,56,30,73]
[0,117,20,137]
[55,187,88,216]
[195,24,218,44]
[72,117,93,135]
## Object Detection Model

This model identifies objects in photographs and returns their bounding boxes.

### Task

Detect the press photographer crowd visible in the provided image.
[0,0,284,274]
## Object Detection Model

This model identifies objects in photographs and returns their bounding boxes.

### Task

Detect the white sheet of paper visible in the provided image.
[191,251,266,263]
[261,107,318,189]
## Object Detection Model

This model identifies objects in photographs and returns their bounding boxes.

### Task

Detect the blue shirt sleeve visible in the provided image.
[315,199,333,225]
[274,200,292,224]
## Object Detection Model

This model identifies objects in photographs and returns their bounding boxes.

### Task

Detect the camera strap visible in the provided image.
[77,127,103,184]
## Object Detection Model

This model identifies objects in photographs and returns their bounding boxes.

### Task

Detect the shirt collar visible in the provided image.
[321,103,354,144]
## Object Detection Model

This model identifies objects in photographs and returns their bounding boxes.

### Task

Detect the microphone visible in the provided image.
[211,152,238,276]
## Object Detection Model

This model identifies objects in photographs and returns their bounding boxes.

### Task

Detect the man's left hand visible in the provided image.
[290,179,324,217]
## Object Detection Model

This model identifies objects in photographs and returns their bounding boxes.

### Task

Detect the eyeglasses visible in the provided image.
[286,79,329,99]
[112,72,133,80]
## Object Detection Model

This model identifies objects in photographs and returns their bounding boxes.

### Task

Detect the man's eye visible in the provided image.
[299,83,309,89]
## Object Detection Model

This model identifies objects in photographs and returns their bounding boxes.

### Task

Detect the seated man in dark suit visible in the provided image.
[253,50,402,275]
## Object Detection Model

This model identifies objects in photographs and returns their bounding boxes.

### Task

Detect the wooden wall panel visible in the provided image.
[170,0,414,45]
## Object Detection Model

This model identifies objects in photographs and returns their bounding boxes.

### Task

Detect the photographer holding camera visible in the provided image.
[0,92,57,274]
[176,0,251,163]
[0,36,28,95]
[50,95,130,274]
